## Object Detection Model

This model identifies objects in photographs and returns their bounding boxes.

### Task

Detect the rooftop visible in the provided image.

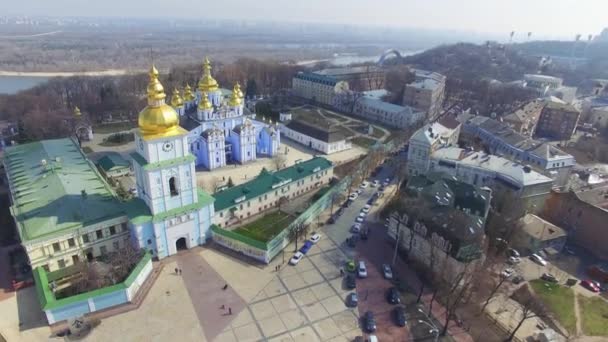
[285,120,348,143]
[315,66,381,76]
[411,121,458,145]
[543,100,580,113]
[575,184,608,210]
[294,72,337,86]
[411,68,446,83]
[524,74,563,83]
[357,96,421,115]
[519,214,567,241]
[96,153,131,172]
[408,78,441,91]
[362,89,389,99]
[503,100,545,124]
[213,157,333,211]
[432,147,554,187]
[4,138,126,242]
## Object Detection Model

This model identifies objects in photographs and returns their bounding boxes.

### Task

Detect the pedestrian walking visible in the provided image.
[223,284,228,290]
[179,269,182,275]
[175,267,178,275]
[221,304,225,309]
[228,307,232,315]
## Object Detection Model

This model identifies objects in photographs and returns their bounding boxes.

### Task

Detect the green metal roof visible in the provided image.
[96,153,130,172]
[4,138,127,242]
[213,157,333,211]
[130,152,196,171]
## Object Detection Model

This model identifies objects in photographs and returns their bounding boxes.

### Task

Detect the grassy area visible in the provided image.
[351,136,377,149]
[579,295,608,336]
[369,126,385,139]
[94,121,136,134]
[233,211,295,243]
[530,279,577,334]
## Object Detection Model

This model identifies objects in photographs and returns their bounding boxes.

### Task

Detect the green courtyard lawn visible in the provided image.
[530,279,577,334]
[579,295,608,336]
[233,211,295,243]
[94,121,136,134]
[351,136,376,149]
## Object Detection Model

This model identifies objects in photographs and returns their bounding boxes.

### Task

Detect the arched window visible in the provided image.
[169,177,178,196]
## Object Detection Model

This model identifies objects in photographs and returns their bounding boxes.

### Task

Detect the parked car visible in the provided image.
[394,306,407,327]
[289,252,304,265]
[501,268,515,278]
[356,188,363,195]
[507,248,520,258]
[299,241,313,254]
[327,216,336,224]
[372,180,380,187]
[345,260,356,272]
[363,311,377,332]
[530,253,547,266]
[360,181,369,188]
[346,274,356,289]
[382,264,393,280]
[358,261,368,278]
[564,246,576,255]
[507,256,521,264]
[346,292,358,307]
[349,192,358,201]
[541,273,558,283]
[355,216,365,223]
[351,223,362,233]
[361,204,371,213]
[387,287,400,304]
[310,233,321,243]
[511,275,524,284]
[581,279,600,293]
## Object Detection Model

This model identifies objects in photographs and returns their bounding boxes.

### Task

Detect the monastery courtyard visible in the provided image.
[0,232,361,341]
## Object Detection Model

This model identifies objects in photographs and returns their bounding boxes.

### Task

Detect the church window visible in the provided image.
[169,177,179,196]
[57,259,66,269]
[52,243,61,253]
[109,226,116,235]
[82,234,90,243]
[96,230,103,239]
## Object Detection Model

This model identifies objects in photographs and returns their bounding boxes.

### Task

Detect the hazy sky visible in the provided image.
[7,0,607,39]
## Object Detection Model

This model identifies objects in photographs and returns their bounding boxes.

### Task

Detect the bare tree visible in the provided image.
[329,191,345,216]
[204,176,223,193]
[439,264,478,336]
[480,271,510,313]
[288,221,308,252]
[277,196,289,213]
[272,154,287,171]
[505,290,548,341]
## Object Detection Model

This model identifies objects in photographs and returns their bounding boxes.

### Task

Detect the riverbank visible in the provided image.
[0,69,136,77]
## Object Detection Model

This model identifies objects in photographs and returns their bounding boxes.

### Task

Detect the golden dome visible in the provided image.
[228,83,242,107]
[138,65,187,140]
[197,57,219,93]
[73,106,82,116]
[170,88,184,108]
[198,91,213,110]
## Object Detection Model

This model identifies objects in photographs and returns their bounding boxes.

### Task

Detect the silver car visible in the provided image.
[382,264,393,280]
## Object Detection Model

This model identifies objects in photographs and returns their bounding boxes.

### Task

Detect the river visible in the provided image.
[0,75,49,94]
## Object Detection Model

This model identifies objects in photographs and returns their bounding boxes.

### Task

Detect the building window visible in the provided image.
[169,177,179,196]
[82,234,90,243]
[113,241,120,250]
[96,230,103,239]
[99,246,107,255]
[220,212,224,218]
[110,226,116,235]
[147,239,152,245]
[42,264,50,272]
[68,238,75,248]
[122,223,128,231]
[52,243,61,253]
[57,259,66,269]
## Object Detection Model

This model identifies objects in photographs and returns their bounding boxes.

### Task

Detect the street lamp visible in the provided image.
[417,319,439,342]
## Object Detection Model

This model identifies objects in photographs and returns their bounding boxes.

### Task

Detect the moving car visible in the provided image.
[581,279,600,293]
[394,306,407,327]
[387,287,400,304]
[299,241,313,254]
[346,292,358,307]
[360,181,369,188]
[530,253,547,266]
[541,273,558,283]
[363,311,377,332]
[358,261,368,278]
[382,264,393,280]
[310,233,321,243]
[361,204,371,213]
[289,252,304,265]
[346,274,356,289]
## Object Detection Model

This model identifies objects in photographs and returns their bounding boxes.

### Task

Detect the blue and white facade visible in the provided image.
[129,129,215,259]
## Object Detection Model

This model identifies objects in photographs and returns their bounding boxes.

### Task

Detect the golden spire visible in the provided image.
[170,88,183,108]
[198,91,213,110]
[184,84,195,101]
[235,82,244,99]
[197,57,219,93]
[138,64,186,140]
[73,106,82,117]
[228,83,242,107]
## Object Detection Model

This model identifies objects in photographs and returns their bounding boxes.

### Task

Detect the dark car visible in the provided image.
[511,275,524,284]
[363,311,377,332]
[394,306,407,327]
[387,287,401,304]
[327,216,336,224]
[346,274,356,289]
[360,228,369,240]
[346,292,358,307]
[299,241,313,254]
[541,273,558,283]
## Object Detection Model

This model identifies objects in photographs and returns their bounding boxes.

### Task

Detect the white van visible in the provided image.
[358,261,368,278]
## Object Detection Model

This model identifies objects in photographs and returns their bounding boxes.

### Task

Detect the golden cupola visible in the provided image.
[197,57,219,93]
[228,83,243,107]
[183,84,195,101]
[235,82,244,99]
[170,88,184,108]
[138,65,187,140]
[198,91,213,111]
[73,106,82,117]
